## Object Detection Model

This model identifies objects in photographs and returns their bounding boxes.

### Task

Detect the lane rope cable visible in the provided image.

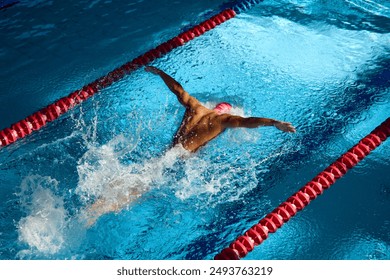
[215,117,390,260]
[0,0,264,147]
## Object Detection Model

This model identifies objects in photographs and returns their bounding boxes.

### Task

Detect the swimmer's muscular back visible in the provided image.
[173,105,226,152]
[145,66,296,152]
[173,105,290,152]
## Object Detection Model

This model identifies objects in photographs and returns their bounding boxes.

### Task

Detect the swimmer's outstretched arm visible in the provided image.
[223,115,296,133]
[145,66,199,108]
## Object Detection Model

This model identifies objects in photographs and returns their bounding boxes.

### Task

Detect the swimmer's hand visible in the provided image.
[275,121,296,133]
[145,66,161,75]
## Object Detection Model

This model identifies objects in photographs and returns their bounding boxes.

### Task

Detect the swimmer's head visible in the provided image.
[213,102,232,114]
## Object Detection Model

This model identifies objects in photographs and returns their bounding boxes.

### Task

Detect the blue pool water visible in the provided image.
[0,0,389,260]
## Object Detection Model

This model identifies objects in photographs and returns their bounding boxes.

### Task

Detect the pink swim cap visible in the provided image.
[213,102,232,114]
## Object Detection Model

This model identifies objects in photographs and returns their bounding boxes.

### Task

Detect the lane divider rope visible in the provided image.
[0,0,264,147]
[215,117,390,260]
[0,1,19,11]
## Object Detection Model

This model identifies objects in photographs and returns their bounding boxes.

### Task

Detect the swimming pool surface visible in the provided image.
[0,0,389,260]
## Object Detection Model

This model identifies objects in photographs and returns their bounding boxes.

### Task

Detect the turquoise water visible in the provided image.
[0,0,389,260]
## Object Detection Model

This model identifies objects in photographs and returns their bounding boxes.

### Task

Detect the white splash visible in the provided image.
[17,175,68,257]
[15,114,280,256]
[75,135,192,225]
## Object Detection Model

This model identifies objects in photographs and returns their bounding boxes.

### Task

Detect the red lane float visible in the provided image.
[0,8,237,148]
[215,117,390,260]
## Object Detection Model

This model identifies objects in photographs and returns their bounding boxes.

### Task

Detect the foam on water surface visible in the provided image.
[15,122,276,257]
[17,176,68,257]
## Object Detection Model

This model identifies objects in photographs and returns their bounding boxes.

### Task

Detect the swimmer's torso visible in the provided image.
[173,106,227,152]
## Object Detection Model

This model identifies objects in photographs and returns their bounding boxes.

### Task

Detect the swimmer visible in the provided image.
[84,66,296,226]
[145,66,296,152]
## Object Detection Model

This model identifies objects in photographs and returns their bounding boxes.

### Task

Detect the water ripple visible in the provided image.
[345,0,390,18]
